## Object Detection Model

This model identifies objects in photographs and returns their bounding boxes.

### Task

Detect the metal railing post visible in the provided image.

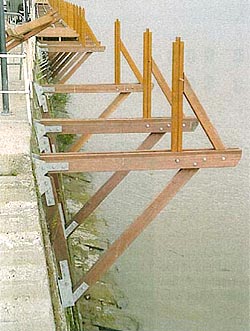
[0,0,10,115]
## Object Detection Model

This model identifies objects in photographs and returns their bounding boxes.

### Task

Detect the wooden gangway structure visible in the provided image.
[33,9,241,309]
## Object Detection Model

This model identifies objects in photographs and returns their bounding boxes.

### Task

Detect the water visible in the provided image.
[67,1,250,330]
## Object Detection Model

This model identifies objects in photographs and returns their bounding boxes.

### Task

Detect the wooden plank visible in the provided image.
[40,117,198,134]
[74,169,198,289]
[36,26,79,38]
[143,29,152,118]
[178,40,184,151]
[184,76,225,150]
[40,148,242,173]
[152,59,172,105]
[68,92,131,152]
[42,83,144,93]
[115,19,121,84]
[58,52,92,84]
[67,133,165,235]
[6,12,57,39]
[121,41,143,84]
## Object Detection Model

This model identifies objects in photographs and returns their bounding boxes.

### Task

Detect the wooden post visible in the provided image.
[115,19,121,84]
[143,29,152,118]
[171,37,184,152]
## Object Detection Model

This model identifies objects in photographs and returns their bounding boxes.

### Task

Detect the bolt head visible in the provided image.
[182,123,186,127]
[193,162,198,166]
[146,124,150,128]
[167,123,171,127]
[159,127,163,131]
[203,157,207,162]
[222,156,226,161]
[175,159,180,163]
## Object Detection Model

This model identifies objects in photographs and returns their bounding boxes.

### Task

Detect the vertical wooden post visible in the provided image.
[114,19,121,84]
[171,37,184,152]
[80,8,86,47]
[143,29,152,118]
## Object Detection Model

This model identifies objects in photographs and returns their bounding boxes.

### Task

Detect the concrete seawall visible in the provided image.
[0,54,56,330]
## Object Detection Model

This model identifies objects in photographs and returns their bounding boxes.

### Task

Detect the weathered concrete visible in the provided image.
[0,61,56,330]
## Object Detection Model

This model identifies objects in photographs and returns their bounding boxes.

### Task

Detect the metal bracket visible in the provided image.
[57,260,89,307]
[32,156,69,206]
[34,122,51,153]
[58,203,66,238]
[58,260,74,308]
[33,82,49,112]
[65,221,78,238]
[34,121,62,153]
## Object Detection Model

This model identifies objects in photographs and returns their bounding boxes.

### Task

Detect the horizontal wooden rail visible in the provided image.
[37,42,105,53]
[39,148,241,173]
[42,84,144,93]
[40,117,198,134]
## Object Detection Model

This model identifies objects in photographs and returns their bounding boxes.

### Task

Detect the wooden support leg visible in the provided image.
[121,41,143,84]
[73,168,198,292]
[52,52,76,80]
[67,133,165,236]
[58,52,92,84]
[68,92,131,152]
[115,19,121,84]
[171,37,184,152]
[184,76,225,150]
[143,29,152,118]
[152,58,172,105]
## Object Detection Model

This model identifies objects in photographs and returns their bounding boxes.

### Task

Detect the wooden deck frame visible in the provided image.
[35,2,105,84]
[34,31,241,306]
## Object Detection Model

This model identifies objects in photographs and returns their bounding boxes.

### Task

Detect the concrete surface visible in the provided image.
[0,59,56,330]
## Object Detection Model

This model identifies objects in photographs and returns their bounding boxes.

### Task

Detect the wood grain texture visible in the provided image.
[74,169,198,289]
[184,76,225,150]
[40,148,242,173]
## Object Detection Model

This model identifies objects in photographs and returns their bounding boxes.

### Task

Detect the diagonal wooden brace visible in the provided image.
[73,169,198,296]
[66,133,165,237]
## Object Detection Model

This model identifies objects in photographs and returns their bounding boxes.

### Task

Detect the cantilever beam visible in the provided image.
[42,83,144,93]
[39,117,198,134]
[39,148,241,173]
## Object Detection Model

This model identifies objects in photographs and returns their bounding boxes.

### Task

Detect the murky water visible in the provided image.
[67,1,249,330]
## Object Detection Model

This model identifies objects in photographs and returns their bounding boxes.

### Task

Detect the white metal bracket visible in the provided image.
[58,260,89,308]
[32,156,69,206]
[33,82,49,112]
[34,121,62,153]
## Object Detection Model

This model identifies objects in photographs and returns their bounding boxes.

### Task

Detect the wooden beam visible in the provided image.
[58,52,92,84]
[39,148,242,173]
[40,117,198,134]
[42,83,143,93]
[37,43,105,53]
[67,133,165,236]
[73,169,198,290]
[171,37,184,152]
[143,29,152,118]
[121,41,143,84]
[152,59,172,105]
[68,92,131,152]
[115,19,121,84]
[184,76,225,150]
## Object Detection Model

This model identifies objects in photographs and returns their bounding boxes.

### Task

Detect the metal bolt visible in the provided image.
[116,88,119,92]
[175,159,180,163]
[182,123,186,127]
[159,127,163,131]
[203,157,207,162]
[126,88,129,91]
[193,162,198,166]
[167,123,171,128]
[146,124,150,128]
[222,156,226,161]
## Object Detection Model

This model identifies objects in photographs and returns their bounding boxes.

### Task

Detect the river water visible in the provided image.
[67,1,249,330]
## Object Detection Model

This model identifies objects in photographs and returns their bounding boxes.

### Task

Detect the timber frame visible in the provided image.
[33,18,241,308]
[35,0,105,83]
